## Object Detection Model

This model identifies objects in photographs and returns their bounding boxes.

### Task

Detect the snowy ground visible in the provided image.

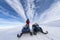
[0,26,60,40]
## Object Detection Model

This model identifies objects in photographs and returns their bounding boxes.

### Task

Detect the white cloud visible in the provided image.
[0,18,24,29]
[39,1,60,24]
[26,0,35,21]
[5,0,27,21]
[0,6,20,20]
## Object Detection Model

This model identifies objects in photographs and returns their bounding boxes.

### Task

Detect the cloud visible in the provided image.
[39,1,60,24]
[5,0,27,21]
[26,0,35,21]
[0,18,24,29]
[0,6,20,20]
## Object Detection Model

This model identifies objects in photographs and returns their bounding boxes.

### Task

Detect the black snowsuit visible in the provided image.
[32,24,48,35]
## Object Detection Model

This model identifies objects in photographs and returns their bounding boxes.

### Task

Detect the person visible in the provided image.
[17,19,32,38]
[26,18,30,27]
[32,23,48,35]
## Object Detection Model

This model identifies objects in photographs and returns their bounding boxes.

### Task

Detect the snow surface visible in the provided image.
[0,26,60,40]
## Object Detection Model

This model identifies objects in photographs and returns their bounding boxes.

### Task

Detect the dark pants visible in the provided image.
[32,25,48,34]
[19,27,32,38]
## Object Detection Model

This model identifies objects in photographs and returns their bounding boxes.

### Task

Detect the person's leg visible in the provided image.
[27,27,32,35]
[32,26,37,35]
[17,32,23,38]
[29,31,32,35]
[34,29,37,35]
[19,32,23,37]
[39,27,48,34]
[17,27,25,38]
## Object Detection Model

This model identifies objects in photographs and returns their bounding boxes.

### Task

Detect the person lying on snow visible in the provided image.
[17,19,32,38]
[32,23,48,35]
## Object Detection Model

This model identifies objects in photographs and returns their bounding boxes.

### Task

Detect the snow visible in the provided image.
[0,26,60,40]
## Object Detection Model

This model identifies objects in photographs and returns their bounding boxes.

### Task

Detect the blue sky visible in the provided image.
[0,0,25,22]
[0,0,58,27]
[0,0,55,22]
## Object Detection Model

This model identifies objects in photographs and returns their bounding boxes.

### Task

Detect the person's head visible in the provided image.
[34,23,38,25]
[27,18,29,21]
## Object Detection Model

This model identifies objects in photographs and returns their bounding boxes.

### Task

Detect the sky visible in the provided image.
[0,0,60,28]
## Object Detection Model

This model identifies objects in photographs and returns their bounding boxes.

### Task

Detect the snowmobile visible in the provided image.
[32,23,48,35]
[17,25,32,38]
